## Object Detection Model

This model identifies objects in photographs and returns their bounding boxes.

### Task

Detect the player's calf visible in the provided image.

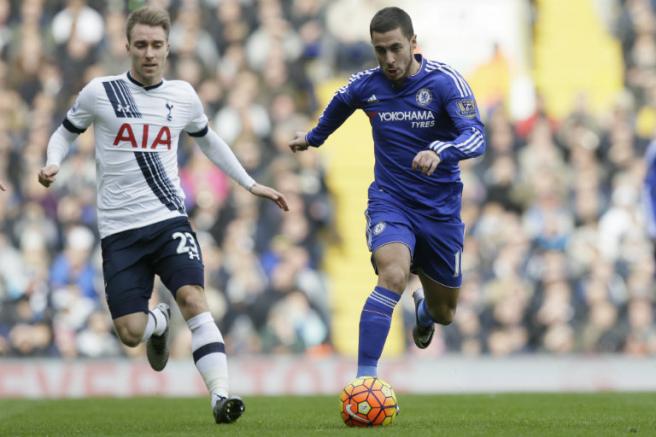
[146,303,171,371]
[426,302,455,325]
[412,289,435,349]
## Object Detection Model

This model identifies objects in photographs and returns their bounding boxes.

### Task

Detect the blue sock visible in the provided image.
[357,286,401,377]
[417,299,436,328]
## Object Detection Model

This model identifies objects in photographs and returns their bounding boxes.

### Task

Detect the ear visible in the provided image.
[410,34,417,51]
[125,42,130,53]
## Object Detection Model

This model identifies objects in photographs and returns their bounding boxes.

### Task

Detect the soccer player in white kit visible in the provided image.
[38,6,289,424]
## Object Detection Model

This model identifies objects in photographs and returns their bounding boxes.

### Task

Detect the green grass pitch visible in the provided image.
[1,393,655,436]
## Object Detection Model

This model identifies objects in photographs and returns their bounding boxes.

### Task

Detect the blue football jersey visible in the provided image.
[307,54,486,218]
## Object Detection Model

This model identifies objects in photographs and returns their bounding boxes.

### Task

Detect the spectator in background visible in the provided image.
[52,0,105,95]
[98,8,131,74]
[213,70,271,144]
[260,290,328,353]
[51,0,104,48]
[0,287,54,357]
[208,0,253,55]
[49,225,97,301]
[76,310,122,358]
[624,297,656,355]
[169,5,219,71]
[325,0,377,71]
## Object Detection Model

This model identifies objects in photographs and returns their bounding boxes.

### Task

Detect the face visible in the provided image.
[371,27,418,83]
[127,23,169,86]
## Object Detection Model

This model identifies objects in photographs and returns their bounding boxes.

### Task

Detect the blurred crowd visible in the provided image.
[1,0,656,360]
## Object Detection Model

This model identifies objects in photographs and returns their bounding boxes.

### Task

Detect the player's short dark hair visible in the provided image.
[126,6,171,43]
[369,7,414,40]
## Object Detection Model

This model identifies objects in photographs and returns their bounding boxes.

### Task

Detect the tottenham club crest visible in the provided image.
[373,222,386,236]
[165,102,173,121]
[416,88,432,106]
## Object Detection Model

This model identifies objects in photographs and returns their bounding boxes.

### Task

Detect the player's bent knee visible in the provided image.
[377,265,409,293]
[121,336,142,348]
[115,325,143,347]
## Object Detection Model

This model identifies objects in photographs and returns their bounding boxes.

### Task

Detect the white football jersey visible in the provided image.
[64,72,208,238]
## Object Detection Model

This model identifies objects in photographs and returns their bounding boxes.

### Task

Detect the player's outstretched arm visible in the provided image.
[194,128,289,211]
[289,87,358,153]
[289,131,309,153]
[249,182,289,211]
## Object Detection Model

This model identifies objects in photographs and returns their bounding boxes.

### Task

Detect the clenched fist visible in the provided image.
[289,131,310,153]
[38,164,60,188]
[411,150,440,176]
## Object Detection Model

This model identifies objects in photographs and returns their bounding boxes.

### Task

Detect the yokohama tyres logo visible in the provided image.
[377,111,435,122]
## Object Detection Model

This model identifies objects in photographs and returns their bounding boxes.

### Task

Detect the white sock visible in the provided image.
[141,307,168,342]
[187,312,229,407]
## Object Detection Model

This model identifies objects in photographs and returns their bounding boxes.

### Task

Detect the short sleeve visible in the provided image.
[335,71,370,109]
[63,82,97,133]
[184,86,209,137]
[435,70,483,131]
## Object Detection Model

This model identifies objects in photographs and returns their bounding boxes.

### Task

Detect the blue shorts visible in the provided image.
[101,217,204,319]
[365,186,465,288]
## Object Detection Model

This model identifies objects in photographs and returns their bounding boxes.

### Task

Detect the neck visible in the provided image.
[129,69,161,87]
[409,56,421,76]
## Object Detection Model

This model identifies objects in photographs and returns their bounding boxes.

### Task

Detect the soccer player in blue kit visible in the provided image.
[289,7,486,378]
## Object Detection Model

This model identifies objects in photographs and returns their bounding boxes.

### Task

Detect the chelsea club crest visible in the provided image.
[416,88,432,106]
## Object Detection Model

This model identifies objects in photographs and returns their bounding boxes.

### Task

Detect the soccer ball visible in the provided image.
[339,376,398,427]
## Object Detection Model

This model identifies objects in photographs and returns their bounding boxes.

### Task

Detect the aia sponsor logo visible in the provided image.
[113,123,171,150]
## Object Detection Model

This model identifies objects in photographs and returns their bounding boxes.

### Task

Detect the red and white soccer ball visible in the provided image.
[339,376,399,427]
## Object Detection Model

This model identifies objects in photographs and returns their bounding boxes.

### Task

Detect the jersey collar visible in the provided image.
[126,71,164,90]
[409,54,425,79]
